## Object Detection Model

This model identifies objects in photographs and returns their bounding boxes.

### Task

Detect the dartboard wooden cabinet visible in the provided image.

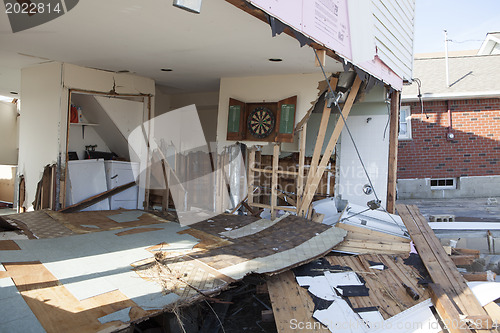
[226,96,297,143]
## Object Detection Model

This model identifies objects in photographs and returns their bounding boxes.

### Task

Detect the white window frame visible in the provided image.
[430,178,457,190]
[398,105,412,140]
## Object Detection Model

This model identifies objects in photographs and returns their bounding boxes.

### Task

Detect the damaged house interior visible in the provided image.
[0,0,499,332]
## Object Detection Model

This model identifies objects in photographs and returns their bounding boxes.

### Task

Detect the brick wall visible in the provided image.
[398,98,500,179]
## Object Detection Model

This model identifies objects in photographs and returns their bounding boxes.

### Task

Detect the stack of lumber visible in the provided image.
[333,222,411,254]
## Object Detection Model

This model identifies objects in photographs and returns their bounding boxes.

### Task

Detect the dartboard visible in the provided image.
[247,107,275,138]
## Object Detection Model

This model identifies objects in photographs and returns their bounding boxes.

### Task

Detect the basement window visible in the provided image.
[398,106,412,140]
[430,178,457,190]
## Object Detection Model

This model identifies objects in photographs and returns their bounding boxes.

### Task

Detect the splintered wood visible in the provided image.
[267,254,432,333]
[396,204,493,332]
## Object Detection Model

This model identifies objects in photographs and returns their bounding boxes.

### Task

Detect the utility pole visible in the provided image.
[444,30,450,88]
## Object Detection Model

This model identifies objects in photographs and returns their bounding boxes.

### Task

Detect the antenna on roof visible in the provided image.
[444,30,450,88]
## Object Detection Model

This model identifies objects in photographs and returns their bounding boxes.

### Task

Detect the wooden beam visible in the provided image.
[314,49,326,67]
[60,181,136,213]
[271,143,280,220]
[296,123,306,211]
[299,76,362,216]
[305,77,338,200]
[386,91,400,214]
[247,147,256,206]
[429,283,472,333]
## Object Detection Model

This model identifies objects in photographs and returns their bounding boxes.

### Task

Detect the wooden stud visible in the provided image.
[305,77,338,201]
[299,76,362,216]
[271,143,280,220]
[296,123,307,212]
[386,91,400,214]
[248,147,256,205]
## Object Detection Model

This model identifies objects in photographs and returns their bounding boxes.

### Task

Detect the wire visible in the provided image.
[313,49,409,237]
[412,78,428,119]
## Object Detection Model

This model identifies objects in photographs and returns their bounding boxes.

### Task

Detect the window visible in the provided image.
[430,178,457,190]
[398,106,412,140]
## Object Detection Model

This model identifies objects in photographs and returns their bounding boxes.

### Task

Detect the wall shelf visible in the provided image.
[70,122,99,126]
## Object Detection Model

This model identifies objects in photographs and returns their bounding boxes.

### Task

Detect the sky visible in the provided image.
[414,0,500,54]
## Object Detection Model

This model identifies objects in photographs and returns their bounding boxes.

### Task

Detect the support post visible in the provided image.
[386,90,400,214]
[296,123,307,212]
[271,143,280,220]
[247,146,256,206]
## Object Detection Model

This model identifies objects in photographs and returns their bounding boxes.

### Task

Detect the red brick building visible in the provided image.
[397,54,500,199]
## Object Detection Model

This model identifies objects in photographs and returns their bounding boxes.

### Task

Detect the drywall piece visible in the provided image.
[0,264,5,271]
[218,227,347,280]
[297,275,337,301]
[98,307,132,324]
[467,281,500,307]
[312,198,342,226]
[358,310,384,329]
[324,271,363,289]
[67,159,110,211]
[313,297,368,333]
[107,210,145,223]
[370,299,441,333]
[63,274,118,301]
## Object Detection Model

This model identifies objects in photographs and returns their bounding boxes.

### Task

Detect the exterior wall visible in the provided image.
[398,98,500,179]
[398,176,500,199]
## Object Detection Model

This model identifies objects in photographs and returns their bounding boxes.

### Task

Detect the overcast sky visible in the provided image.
[413,0,500,54]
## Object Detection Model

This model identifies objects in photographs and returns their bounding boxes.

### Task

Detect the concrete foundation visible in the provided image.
[398,175,500,199]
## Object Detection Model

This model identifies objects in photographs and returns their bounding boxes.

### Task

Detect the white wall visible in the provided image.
[337,86,390,208]
[0,101,18,165]
[217,73,325,152]
[19,62,63,210]
[170,91,219,146]
[67,125,111,160]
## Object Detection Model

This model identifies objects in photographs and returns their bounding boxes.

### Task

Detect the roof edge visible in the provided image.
[402,91,500,102]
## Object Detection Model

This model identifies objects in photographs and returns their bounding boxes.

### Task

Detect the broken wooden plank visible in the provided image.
[462,272,496,282]
[451,254,477,266]
[60,181,136,213]
[271,143,280,220]
[267,270,330,333]
[396,204,490,323]
[429,283,473,333]
[248,146,256,206]
[386,91,400,214]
